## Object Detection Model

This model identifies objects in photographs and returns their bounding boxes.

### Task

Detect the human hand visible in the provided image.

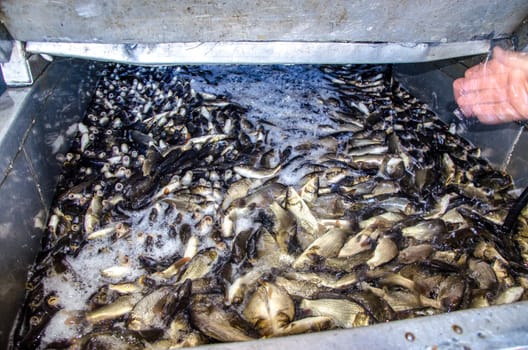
[453,47,528,124]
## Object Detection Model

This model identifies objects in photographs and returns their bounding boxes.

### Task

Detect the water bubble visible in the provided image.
[404,332,415,342]
[452,324,463,334]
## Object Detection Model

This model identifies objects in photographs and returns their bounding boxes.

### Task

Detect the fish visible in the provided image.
[268,201,295,253]
[468,259,498,290]
[68,331,146,349]
[339,227,381,258]
[226,269,264,305]
[277,316,334,336]
[100,265,133,280]
[190,294,257,342]
[401,219,446,241]
[233,164,282,180]
[300,176,319,204]
[16,63,528,349]
[494,286,524,305]
[282,271,359,290]
[367,237,398,269]
[274,276,328,299]
[178,248,221,282]
[283,187,321,244]
[243,281,294,336]
[84,195,102,235]
[299,298,370,328]
[86,294,142,324]
[127,280,191,332]
[398,244,434,264]
[293,228,347,269]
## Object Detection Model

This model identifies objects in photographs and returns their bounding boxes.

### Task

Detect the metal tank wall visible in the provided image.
[0,59,98,348]
[2,0,526,44]
[0,56,528,350]
[393,25,528,188]
[0,2,527,347]
[1,1,527,66]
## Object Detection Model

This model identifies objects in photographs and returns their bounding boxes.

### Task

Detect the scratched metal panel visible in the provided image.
[22,59,99,207]
[24,40,491,65]
[0,150,44,350]
[0,86,32,185]
[0,59,98,349]
[1,0,527,44]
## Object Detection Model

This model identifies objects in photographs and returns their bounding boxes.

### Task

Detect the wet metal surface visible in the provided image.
[0,59,99,349]
[0,42,34,86]
[507,129,528,188]
[0,150,45,350]
[21,60,99,208]
[0,85,32,184]
[394,60,527,187]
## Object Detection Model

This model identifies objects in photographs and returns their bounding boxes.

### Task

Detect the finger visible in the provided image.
[493,47,528,71]
[453,92,475,117]
[465,62,507,79]
[458,105,474,118]
[456,89,511,120]
[464,54,508,77]
[456,88,509,108]
[508,71,528,117]
[456,74,509,93]
[471,102,522,124]
[464,63,486,78]
[452,78,465,100]
[453,82,473,117]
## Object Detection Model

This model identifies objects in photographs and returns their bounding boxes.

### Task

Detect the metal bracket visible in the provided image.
[25,40,491,65]
[1,41,49,87]
[1,41,33,86]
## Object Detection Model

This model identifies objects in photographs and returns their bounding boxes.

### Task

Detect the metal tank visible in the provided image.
[0,1,528,349]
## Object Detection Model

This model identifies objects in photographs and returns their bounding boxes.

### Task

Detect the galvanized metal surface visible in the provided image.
[2,0,527,44]
[1,41,33,86]
[0,59,98,350]
[0,41,50,87]
[0,85,31,180]
[25,40,491,65]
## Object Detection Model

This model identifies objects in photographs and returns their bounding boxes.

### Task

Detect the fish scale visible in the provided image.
[12,64,528,349]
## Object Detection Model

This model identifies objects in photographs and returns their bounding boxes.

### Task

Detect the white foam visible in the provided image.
[185,66,345,187]
[40,310,86,348]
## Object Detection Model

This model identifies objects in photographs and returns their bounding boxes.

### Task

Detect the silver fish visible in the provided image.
[299,298,370,328]
[293,228,347,269]
[244,281,294,336]
[190,294,257,342]
[86,294,142,324]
